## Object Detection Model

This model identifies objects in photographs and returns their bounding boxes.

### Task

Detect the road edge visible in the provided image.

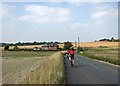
[80,55,120,68]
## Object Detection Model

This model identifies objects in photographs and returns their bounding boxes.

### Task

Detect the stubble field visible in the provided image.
[2,51,65,84]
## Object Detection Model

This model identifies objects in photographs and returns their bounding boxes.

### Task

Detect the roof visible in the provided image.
[42,43,58,47]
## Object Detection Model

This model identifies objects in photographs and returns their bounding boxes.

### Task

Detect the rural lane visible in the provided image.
[65,54,119,84]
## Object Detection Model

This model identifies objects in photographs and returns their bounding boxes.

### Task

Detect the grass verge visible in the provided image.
[79,48,120,65]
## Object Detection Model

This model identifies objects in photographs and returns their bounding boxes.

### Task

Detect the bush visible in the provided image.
[99,46,108,48]
[4,45,9,50]
[64,41,73,50]
[13,46,20,51]
[77,47,84,53]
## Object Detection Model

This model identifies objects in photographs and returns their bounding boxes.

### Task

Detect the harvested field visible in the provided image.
[17,45,42,49]
[73,42,118,48]
[58,42,118,49]
[0,45,42,50]
[2,51,55,59]
[2,52,65,84]
[2,57,45,84]
[58,44,64,48]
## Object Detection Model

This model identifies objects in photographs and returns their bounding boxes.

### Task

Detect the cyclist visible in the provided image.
[69,47,75,66]
[66,49,70,60]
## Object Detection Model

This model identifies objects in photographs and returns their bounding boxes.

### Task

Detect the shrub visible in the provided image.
[77,47,84,53]
[4,45,9,50]
[99,46,108,48]
[13,46,20,51]
[64,41,73,50]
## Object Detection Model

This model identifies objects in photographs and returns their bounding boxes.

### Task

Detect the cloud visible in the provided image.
[2,0,120,2]
[69,2,84,7]
[71,22,91,29]
[0,3,16,18]
[19,5,71,23]
[91,3,118,26]
[92,11,108,19]
[0,4,2,16]
[92,10,117,20]
[0,3,8,17]
[69,0,119,2]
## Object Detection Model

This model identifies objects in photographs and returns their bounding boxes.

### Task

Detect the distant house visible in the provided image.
[42,43,59,50]
[41,44,49,50]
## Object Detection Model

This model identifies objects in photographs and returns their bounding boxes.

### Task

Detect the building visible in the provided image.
[41,44,48,50]
[41,43,59,50]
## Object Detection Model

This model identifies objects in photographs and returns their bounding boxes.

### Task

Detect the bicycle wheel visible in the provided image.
[71,61,74,66]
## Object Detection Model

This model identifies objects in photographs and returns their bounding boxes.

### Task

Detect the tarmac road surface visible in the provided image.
[65,54,119,85]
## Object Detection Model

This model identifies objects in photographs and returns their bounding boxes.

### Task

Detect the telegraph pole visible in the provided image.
[78,37,80,48]
[75,41,77,49]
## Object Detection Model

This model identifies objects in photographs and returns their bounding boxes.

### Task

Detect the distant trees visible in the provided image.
[54,41,59,44]
[99,38,110,42]
[1,37,120,48]
[14,41,47,46]
[64,41,73,49]
[1,41,62,47]
[15,42,21,46]
[98,37,120,42]
[110,37,115,42]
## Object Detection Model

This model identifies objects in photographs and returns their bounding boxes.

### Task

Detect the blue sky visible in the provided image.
[1,1,118,43]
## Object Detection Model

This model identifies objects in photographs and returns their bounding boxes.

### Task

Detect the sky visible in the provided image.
[1,1,119,43]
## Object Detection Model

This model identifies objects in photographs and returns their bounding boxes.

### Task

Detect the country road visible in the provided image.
[65,54,119,84]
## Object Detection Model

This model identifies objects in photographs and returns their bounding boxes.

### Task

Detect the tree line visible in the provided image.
[96,37,120,42]
[1,41,61,47]
[3,41,74,51]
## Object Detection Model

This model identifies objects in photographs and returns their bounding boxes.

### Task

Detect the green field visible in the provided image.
[80,47,119,65]
[2,50,56,59]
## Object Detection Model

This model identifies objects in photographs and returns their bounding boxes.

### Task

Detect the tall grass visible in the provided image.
[19,52,66,84]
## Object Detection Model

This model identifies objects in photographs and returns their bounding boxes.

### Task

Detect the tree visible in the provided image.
[55,41,59,44]
[99,38,109,41]
[15,42,21,46]
[64,41,73,49]
[110,37,115,42]
[33,41,37,44]
[4,45,9,50]
[77,46,84,53]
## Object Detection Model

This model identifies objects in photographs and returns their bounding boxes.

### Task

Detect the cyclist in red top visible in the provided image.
[69,47,74,66]
[66,49,70,60]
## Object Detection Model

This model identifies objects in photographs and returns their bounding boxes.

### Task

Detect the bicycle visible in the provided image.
[70,54,74,66]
